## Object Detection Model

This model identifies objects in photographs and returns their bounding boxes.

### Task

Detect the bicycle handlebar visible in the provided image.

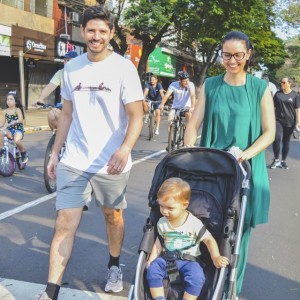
[36,102,62,109]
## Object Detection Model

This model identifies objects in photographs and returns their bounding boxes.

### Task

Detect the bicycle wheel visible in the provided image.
[0,151,16,177]
[168,123,176,153]
[148,111,154,140]
[178,123,186,148]
[44,134,57,193]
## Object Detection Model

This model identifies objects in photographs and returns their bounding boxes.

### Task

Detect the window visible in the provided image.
[30,0,52,18]
[1,0,24,9]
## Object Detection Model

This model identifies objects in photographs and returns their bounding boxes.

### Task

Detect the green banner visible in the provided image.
[0,34,10,56]
[148,47,176,78]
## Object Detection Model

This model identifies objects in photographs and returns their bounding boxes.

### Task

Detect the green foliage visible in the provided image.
[118,0,287,84]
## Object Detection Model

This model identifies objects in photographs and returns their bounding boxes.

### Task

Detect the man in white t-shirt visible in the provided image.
[262,75,277,97]
[35,51,78,130]
[37,6,144,300]
[159,71,196,124]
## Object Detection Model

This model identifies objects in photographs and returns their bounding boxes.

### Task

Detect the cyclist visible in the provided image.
[0,91,28,163]
[35,51,78,131]
[159,71,196,127]
[143,74,165,135]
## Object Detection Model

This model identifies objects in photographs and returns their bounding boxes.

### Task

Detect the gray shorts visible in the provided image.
[56,163,130,211]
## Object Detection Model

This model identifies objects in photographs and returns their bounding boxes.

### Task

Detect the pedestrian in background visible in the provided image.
[35,51,78,131]
[262,75,277,97]
[184,31,275,297]
[143,74,165,135]
[270,77,300,169]
[36,5,143,300]
[0,91,28,163]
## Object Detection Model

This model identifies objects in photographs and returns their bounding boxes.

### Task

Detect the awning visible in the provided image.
[147,47,176,78]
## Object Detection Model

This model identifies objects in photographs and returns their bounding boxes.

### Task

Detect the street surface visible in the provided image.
[0,116,300,300]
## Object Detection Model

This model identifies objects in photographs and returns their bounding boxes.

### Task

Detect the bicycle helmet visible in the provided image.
[64,51,78,58]
[178,71,189,80]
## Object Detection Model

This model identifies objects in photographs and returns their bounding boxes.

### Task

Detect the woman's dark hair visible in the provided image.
[6,91,25,119]
[81,5,114,29]
[222,31,254,70]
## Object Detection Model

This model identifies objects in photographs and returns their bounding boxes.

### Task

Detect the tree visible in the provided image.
[177,0,286,85]
[123,0,195,79]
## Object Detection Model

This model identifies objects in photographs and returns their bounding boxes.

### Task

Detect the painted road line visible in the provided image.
[0,279,126,300]
[0,193,56,221]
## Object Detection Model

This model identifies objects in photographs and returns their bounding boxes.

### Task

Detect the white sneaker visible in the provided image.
[270,159,281,169]
[35,291,51,300]
[104,266,123,293]
[155,128,159,135]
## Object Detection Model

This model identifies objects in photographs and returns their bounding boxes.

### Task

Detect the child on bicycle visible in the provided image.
[0,91,28,163]
[146,177,229,300]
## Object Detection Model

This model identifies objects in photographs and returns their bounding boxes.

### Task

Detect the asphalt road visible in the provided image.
[0,117,299,300]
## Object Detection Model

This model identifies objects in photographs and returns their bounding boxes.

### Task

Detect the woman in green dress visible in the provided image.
[184,31,275,296]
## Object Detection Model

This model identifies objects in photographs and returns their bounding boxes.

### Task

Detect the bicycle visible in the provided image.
[146,100,161,141]
[0,126,27,177]
[167,107,189,153]
[37,102,64,193]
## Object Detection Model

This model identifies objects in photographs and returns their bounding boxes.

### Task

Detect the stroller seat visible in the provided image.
[128,147,250,300]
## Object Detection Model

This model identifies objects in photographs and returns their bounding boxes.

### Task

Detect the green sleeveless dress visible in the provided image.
[201,73,270,228]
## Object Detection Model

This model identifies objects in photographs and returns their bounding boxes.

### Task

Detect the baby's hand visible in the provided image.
[213,256,230,268]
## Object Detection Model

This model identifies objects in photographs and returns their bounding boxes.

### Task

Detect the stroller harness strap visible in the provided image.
[158,223,207,286]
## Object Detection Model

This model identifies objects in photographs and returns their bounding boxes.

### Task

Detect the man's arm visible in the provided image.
[36,83,58,103]
[107,100,143,175]
[159,89,173,110]
[47,100,73,179]
[190,88,196,112]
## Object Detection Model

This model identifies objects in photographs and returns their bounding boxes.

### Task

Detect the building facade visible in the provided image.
[0,0,94,108]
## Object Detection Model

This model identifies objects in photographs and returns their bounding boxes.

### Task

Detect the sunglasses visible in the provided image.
[281,82,288,84]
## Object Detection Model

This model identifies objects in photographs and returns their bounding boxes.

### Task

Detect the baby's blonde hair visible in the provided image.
[158,177,191,204]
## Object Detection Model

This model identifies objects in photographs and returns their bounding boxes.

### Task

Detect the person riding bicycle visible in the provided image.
[35,51,78,131]
[159,71,196,127]
[0,91,28,163]
[143,74,165,135]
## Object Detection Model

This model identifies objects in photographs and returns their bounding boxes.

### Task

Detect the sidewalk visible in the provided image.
[24,108,51,133]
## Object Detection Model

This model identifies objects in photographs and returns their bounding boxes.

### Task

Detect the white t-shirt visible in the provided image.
[268,82,277,97]
[60,52,143,174]
[50,69,63,87]
[157,212,210,257]
[168,81,195,109]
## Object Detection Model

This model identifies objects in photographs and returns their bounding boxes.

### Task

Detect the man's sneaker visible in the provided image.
[35,291,52,300]
[21,151,28,164]
[281,161,288,169]
[155,128,159,135]
[270,159,281,169]
[105,265,123,293]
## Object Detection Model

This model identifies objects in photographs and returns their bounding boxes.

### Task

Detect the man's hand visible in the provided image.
[107,147,130,175]
[47,153,59,180]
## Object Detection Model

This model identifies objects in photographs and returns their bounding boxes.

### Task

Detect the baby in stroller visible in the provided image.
[146,177,229,300]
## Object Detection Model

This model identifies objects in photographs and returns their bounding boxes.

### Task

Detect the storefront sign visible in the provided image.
[130,44,142,68]
[147,47,176,78]
[24,37,47,56]
[55,38,85,58]
[0,34,11,56]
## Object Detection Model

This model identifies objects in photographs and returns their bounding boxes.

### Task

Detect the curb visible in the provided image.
[24,125,50,134]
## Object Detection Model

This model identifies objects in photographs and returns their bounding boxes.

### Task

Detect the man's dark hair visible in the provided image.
[81,5,114,29]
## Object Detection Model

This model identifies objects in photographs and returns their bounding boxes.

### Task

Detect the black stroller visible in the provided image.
[128,147,251,300]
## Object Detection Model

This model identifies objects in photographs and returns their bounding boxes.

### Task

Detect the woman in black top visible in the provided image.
[270,77,300,169]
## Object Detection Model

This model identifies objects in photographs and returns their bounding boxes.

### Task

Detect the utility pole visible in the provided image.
[18,50,26,113]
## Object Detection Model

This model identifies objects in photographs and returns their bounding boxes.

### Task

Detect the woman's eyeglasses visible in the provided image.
[220,51,246,61]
